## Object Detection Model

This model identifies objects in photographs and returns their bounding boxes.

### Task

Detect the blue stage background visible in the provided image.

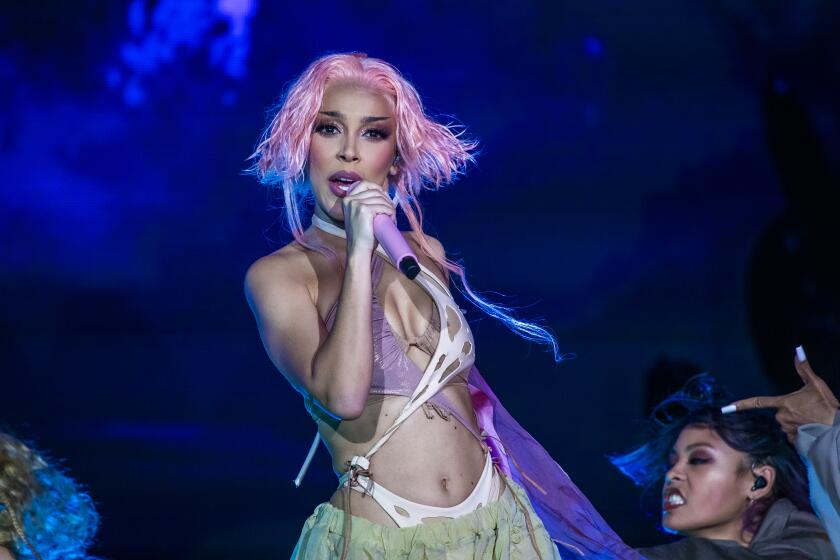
[2,1,839,558]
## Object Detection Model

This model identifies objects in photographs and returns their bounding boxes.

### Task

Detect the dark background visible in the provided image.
[2,1,839,558]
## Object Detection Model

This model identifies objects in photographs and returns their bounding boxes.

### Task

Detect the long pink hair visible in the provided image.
[249,53,561,360]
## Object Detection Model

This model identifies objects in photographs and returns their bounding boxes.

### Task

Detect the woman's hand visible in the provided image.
[341,179,395,256]
[724,347,840,442]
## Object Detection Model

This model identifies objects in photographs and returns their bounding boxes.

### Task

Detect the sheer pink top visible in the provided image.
[303,252,481,442]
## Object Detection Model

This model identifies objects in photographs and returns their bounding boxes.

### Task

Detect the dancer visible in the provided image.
[611,354,837,559]
[246,53,640,559]
[0,432,98,560]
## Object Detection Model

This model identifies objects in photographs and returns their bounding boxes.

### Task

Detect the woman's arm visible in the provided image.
[727,350,840,556]
[245,249,375,420]
[245,181,395,420]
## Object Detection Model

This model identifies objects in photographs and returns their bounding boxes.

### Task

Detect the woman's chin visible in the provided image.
[661,513,689,535]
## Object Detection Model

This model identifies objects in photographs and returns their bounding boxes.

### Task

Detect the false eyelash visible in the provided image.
[364,128,390,139]
[314,122,340,134]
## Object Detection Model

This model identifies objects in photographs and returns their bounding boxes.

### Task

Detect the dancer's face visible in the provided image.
[308,81,399,223]
[661,426,758,542]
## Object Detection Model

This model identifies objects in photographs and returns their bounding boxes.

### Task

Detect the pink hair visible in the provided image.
[249,53,561,360]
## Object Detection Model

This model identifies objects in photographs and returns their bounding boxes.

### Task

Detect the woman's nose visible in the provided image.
[665,465,685,483]
[337,139,359,162]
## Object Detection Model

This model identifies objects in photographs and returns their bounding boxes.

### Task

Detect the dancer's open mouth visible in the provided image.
[663,489,686,511]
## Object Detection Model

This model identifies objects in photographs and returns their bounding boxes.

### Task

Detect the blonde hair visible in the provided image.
[0,433,98,560]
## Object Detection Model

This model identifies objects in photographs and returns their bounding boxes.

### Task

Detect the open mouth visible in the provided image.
[328,171,362,197]
[663,489,686,511]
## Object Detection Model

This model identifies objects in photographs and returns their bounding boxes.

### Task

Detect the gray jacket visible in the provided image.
[639,498,834,559]
[796,411,840,557]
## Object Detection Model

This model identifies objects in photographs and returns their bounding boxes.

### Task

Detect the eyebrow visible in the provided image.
[318,111,392,124]
[683,442,715,453]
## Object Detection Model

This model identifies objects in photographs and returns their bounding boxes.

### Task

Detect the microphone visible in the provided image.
[373,214,420,279]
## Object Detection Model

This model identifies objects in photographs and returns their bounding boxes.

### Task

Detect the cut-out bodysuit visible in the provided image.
[299,216,500,528]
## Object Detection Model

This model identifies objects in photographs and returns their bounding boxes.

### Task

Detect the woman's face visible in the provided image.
[308,80,398,224]
[662,426,756,543]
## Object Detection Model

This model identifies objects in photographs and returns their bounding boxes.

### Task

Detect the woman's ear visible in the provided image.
[389,153,400,176]
[749,465,776,501]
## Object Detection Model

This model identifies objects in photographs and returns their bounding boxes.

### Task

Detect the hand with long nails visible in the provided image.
[721,346,840,442]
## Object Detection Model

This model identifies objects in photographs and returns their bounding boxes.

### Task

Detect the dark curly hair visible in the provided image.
[609,375,810,537]
[0,433,99,560]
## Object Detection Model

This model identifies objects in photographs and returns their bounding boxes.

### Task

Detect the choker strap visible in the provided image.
[311,214,348,238]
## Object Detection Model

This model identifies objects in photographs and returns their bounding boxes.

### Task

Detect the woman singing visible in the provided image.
[245,52,640,559]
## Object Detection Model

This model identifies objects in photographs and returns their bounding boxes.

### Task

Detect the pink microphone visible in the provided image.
[373,214,420,279]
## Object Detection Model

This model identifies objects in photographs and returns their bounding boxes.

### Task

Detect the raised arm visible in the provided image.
[244,181,395,420]
[245,249,373,419]
[725,348,840,556]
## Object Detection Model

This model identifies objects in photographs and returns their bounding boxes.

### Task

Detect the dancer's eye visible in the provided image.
[688,455,711,466]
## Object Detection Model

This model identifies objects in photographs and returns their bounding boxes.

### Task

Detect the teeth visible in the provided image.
[667,494,685,506]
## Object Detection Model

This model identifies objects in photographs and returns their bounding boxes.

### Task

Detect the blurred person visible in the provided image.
[0,433,98,560]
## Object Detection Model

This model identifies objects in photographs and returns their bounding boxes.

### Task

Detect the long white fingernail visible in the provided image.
[721,404,737,414]
[796,345,807,362]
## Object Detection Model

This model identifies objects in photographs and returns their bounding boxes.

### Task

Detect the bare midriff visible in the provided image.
[323,384,487,528]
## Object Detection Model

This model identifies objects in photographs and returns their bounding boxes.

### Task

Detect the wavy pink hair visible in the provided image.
[249,52,561,360]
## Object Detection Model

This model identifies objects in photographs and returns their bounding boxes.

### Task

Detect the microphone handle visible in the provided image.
[373,214,420,279]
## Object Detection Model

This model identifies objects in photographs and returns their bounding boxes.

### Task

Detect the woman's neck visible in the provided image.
[312,207,345,231]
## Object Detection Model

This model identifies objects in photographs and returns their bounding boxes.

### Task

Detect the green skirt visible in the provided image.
[291,477,561,559]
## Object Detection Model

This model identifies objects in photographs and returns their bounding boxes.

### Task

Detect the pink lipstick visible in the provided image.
[328,171,362,198]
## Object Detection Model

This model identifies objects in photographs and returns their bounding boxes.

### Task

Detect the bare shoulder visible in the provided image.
[244,243,315,307]
[405,230,450,283]
[404,230,446,257]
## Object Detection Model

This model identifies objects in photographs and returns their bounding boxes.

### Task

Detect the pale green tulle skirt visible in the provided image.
[291,476,561,559]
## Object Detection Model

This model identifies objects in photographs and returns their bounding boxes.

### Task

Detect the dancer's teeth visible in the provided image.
[668,494,685,506]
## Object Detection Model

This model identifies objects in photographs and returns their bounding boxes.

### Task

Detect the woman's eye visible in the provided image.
[363,128,389,139]
[689,456,711,465]
[315,123,340,135]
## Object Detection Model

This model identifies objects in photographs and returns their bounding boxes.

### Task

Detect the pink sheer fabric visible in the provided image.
[469,366,644,559]
[308,254,482,440]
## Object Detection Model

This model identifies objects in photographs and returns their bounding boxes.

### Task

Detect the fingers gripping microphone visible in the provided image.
[373,214,420,279]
